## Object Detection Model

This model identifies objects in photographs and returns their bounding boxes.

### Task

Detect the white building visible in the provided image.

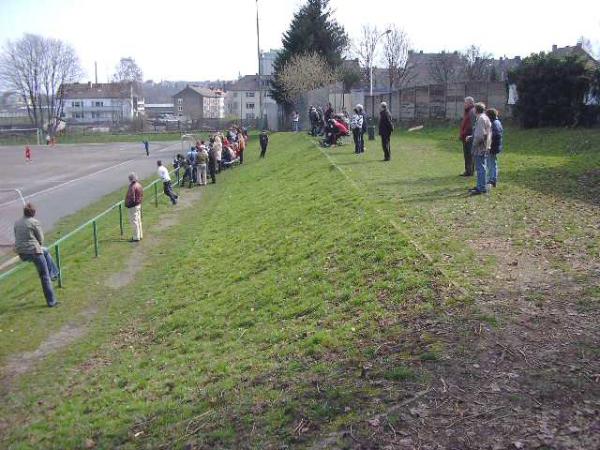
[61,82,142,124]
[260,49,281,76]
[225,75,280,129]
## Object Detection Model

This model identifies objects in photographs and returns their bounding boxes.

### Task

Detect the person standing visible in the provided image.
[357,104,367,153]
[324,102,333,123]
[25,145,32,162]
[125,173,144,241]
[291,110,300,132]
[468,103,492,195]
[197,143,209,186]
[259,130,269,158]
[143,140,149,156]
[208,139,217,183]
[237,131,246,164]
[350,107,364,154]
[157,160,178,204]
[486,108,504,188]
[378,102,394,161]
[459,97,477,177]
[213,134,223,173]
[14,203,59,307]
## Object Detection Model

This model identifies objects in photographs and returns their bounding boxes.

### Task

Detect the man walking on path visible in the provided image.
[125,173,144,242]
[14,203,60,307]
[157,160,178,205]
[459,97,476,176]
[143,140,150,156]
[378,102,394,161]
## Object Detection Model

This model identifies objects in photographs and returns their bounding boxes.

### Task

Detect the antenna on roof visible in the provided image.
[94,62,98,84]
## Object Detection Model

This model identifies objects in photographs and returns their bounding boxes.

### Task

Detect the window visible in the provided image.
[245,92,255,98]
[246,103,255,109]
[71,112,84,119]
[177,98,183,104]
[71,101,81,107]
[91,112,102,119]
[94,101,104,107]
[246,113,255,119]
[178,105,183,112]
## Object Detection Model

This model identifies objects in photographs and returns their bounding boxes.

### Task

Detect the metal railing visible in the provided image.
[0,170,181,287]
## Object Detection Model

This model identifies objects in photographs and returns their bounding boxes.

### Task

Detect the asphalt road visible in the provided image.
[0,141,182,250]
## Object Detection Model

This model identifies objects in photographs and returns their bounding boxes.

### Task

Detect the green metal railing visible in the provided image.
[0,169,181,287]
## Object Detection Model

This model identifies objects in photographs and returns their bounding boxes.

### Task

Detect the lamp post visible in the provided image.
[368,29,391,140]
[256,0,263,129]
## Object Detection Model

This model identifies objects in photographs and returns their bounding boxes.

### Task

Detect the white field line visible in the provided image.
[0,142,179,209]
[314,138,467,296]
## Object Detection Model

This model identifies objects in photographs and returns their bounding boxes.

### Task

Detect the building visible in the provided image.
[224,74,280,129]
[260,49,281,76]
[172,85,224,120]
[144,103,174,119]
[550,42,599,69]
[61,82,142,124]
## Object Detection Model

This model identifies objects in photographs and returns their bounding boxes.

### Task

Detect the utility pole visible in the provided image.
[94,61,98,84]
[256,0,263,128]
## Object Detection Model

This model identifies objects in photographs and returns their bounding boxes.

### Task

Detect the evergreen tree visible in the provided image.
[509,54,595,127]
[271,0,349,106]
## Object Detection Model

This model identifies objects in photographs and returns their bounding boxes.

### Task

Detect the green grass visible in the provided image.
[0,131,190,146]
[1,125,599,448]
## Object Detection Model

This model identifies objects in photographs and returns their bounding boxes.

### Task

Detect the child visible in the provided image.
[259,130,269,158]
[487,108,503,188]
[25,145,32,162]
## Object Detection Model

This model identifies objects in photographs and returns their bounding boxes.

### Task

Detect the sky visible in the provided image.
[0,0,599,82]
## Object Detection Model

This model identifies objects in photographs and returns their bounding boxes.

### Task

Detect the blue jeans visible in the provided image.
[487,153,498,184]
[20,249,58,306]
[475,154,488,193]
[292,121,299,132]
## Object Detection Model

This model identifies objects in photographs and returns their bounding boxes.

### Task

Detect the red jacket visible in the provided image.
[125,181,143,208]
[459,106,475,142]
[333,119,349,135]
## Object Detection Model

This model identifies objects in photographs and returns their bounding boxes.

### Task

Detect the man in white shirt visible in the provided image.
[156,160,178,205]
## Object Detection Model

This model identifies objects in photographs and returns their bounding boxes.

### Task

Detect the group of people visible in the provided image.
[459,96,504,195]
[308,103,354,148]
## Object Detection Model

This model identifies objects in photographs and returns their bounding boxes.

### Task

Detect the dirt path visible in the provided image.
[1,187,205,389]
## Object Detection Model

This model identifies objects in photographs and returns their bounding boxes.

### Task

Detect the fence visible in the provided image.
[0,170,181,288]
[362,81,511,121]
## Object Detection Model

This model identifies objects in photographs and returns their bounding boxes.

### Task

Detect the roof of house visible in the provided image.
[62,82,135,99]
[174,85,223,98]
[551,43,599,68]
[228,75,273,91]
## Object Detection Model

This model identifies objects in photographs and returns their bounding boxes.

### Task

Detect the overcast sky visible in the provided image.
[0,0,599,82]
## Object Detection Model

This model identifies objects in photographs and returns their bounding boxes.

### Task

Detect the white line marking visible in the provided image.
[0,142,179,208]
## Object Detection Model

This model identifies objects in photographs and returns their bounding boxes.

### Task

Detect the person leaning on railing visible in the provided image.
[13,203,60,307]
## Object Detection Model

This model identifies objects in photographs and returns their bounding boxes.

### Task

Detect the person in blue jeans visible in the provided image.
[467,102,492,195]
[486,108,503,188]
[13,203,59,307]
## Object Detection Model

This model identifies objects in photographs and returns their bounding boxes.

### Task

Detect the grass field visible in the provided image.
[0,131,188,146]
[0,126,598,449]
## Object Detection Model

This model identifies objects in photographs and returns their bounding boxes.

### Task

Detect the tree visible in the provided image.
[271,0,349,106]
[113,57,143,83]
[278,52,337,103]
[353,24,380,83]
[381,25,411,89]
[0,34,83,134]
[428,51,461,84]
[509,53,593,128]
[461,45,493,81]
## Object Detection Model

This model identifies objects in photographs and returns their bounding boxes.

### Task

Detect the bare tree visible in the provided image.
[0,34,83,134]
[278,52,337,103]
[461,45,493,81]
[428,51,461,84]
[113,57,143,83]
[381,25,411,90]
[353,25,380,82]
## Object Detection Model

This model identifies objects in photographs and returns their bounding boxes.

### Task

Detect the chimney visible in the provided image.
[576,42,582,48]
[87,81,92,88]
[552,44,557,52]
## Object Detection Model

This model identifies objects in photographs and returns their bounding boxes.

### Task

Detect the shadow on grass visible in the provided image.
[399,187,469,204]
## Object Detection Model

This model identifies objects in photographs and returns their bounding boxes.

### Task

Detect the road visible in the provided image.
[0,141,182,252]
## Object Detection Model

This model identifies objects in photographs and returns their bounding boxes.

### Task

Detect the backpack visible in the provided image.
[361,113,368,133]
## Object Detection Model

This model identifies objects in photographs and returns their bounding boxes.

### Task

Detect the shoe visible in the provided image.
[129,238,141,242]
[48,302,60,307]
[460,172,470,177]
[469,189,483,196]
[490,181,497,187]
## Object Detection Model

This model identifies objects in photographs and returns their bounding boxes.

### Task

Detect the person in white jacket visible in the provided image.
[350,107,364,154]
[467,102,492,195]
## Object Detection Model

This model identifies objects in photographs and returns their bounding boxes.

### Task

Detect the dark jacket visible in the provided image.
[125,181,143,208]
[378,109,393,136]
[490,119,504,154]
[259,133,269,148]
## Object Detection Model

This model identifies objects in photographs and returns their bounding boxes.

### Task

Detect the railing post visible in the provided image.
[93,220,99,257]
[154,182,159,207]
[55,244,62,288]
[119,203,124,237]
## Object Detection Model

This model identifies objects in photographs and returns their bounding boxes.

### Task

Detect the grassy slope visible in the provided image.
[1,133,444,449]
[1,126,599,449]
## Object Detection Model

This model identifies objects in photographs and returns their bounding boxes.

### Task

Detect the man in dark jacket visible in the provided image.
[259,130,269,158]
[378,102,394,161]
[459,96,476,176]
